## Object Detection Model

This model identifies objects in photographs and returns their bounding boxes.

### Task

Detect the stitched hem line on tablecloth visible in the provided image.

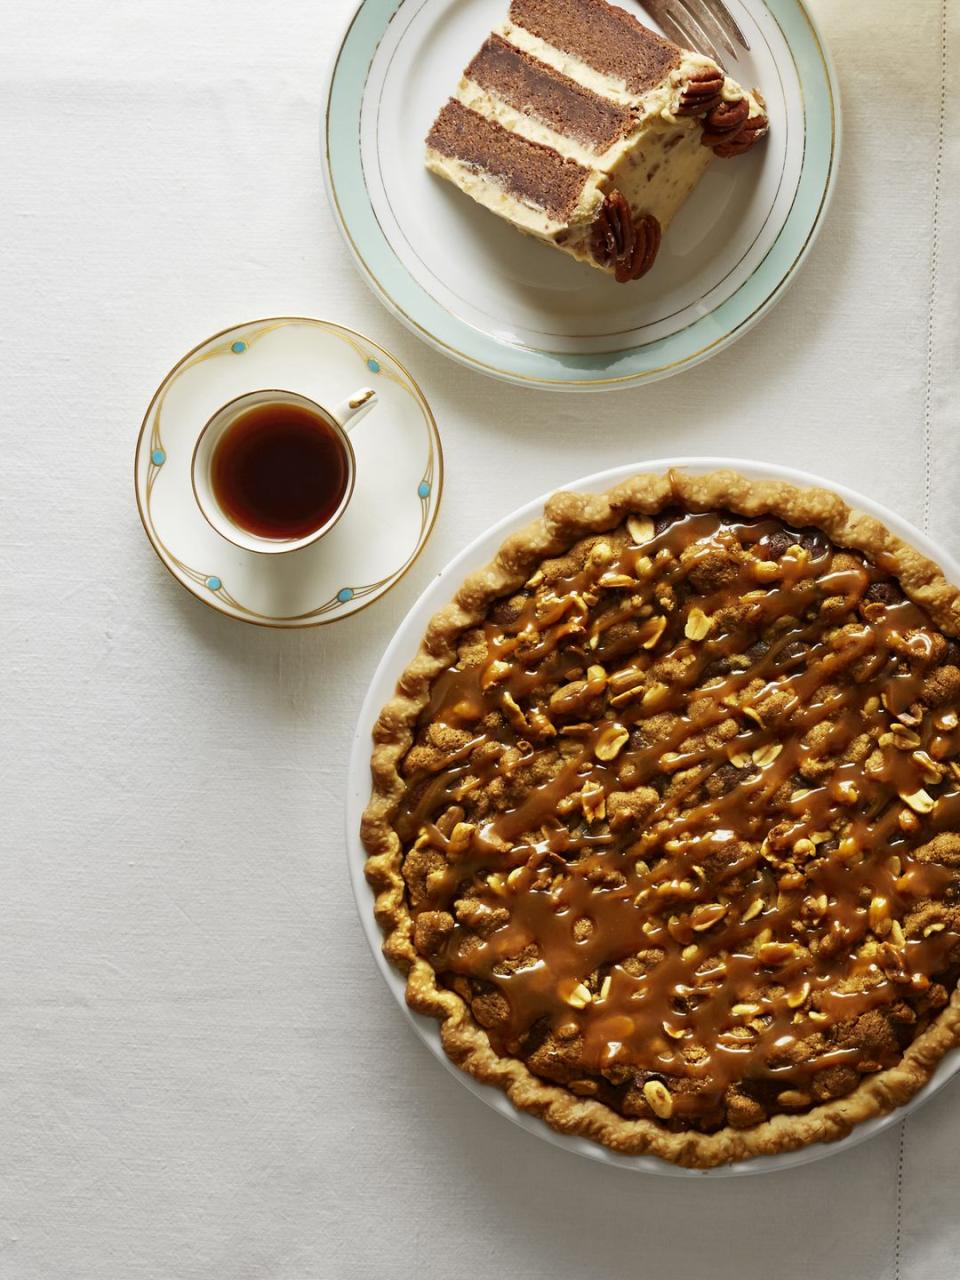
[901,2,948,1275]
[895,1122,905,1280]
[921,0,948,534]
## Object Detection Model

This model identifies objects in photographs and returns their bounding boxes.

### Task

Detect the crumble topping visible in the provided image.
[394,510,960,1132]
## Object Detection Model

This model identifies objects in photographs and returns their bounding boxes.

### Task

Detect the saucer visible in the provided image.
[135,317,443,628]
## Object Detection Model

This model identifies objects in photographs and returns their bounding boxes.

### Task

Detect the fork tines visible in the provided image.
[643,0,750,64]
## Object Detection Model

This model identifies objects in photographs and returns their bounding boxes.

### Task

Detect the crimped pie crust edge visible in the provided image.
[361,469,960,1169]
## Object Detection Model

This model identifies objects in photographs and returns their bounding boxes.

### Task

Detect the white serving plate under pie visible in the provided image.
[323,0,840,391]
[135,317,442,628]
[346,458,960,1176]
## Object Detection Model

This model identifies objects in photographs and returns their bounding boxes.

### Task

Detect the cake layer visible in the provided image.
[426,98,594,223]
[508,0,681,95]
[425,0,769,283]
[465,34,634,156]
[456,77,626,171]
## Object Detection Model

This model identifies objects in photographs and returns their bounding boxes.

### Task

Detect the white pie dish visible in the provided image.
[345,457,960,1174]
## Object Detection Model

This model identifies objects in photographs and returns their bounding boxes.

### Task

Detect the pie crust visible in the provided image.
[362,470,960,1167]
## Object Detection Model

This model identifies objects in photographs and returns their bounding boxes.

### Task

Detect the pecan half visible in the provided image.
[713,111,769,158]
[592,203,615,266]
[700,95,769,157]
[676,68,724,116]
[591,191,661,284]
[608,190,636,264]
[700,96,751,145]
[625,214,661,282]
[592,190,633,266]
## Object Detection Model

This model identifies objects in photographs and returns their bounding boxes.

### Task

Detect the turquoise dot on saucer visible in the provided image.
[231,341,247,354]
[337,587,354,603]
[418,481,431,498]
[206,576,222,591]
[151,448,166,466]
[366,358,380,373]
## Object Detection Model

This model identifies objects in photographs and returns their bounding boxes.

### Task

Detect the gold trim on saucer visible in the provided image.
[134,316,444,629]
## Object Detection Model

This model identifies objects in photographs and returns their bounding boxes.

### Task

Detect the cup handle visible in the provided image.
[332,387,378,434]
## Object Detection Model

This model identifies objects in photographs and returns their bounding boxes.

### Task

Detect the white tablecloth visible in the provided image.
[4,2,960,1276]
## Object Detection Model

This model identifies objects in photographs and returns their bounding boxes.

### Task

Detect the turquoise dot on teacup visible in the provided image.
[418,481,431,499]
[206,576,222,591]
[366,358,380,374]
[151,448,166,466]
[231,340,247,354]
[337,587,354,603]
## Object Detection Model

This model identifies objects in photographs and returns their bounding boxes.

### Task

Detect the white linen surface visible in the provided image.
[2,2,959,1276]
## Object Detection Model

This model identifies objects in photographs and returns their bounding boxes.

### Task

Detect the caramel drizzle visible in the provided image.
[397,513,960,1120]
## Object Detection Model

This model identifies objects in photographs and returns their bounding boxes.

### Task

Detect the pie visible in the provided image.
[362,471,960,1167]
[425,0,768,284]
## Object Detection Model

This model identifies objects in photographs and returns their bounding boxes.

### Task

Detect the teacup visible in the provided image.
[192,386,377,554]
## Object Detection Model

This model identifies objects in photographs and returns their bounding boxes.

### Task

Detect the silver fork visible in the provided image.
[642,0,750,64]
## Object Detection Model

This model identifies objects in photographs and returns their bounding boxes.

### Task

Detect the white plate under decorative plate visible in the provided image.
[323,0,839,391]
[135,318,442,628]
[346,458,960,1175]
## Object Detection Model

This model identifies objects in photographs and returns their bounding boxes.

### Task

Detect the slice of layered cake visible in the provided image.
[426,0,768,283]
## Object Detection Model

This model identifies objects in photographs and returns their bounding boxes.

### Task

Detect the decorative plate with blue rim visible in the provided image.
[134,318,442,628]
[322,0,839,391]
